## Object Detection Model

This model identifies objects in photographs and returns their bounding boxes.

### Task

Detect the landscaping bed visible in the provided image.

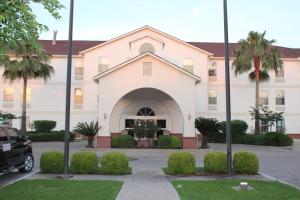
[172,179,300,200]
[0,179,123,200]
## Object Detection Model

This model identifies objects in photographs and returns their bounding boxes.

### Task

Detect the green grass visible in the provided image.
[0,179,122,200]
[172,179,300,200]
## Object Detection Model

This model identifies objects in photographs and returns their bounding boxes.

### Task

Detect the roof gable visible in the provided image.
[93,52,201,82]
[79,25,213,55]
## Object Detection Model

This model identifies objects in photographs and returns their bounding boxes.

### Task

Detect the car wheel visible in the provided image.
[19,154,34,173]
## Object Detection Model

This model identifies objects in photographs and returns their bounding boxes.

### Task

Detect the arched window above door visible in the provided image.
[139,43,155,54]
[137,107,155,116]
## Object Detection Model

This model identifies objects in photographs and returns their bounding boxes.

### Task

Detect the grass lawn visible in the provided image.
[0,179,122,200]
[172,179,300,200]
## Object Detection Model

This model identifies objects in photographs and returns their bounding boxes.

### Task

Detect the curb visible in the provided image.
[0,170,39,187]
[259,171,300,190]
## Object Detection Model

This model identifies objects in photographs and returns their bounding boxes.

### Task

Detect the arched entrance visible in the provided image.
[110,88,184,139]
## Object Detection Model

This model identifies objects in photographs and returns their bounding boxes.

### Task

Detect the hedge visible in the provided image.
[233,152,259,174]
[70,152,98,174]
[239,132,293,146]
[158,135,181,149]
[27,131,75,142]
[99,152,130,175]
[112,135,135,148]
[40,151,64,173]
[204,152,227,173]
[167,152,196,175]
[33,120,56,132]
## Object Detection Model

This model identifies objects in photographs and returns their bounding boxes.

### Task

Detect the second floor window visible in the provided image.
[208,90,217,105]
[75,60,84,80]
[183,59,193,73]
[143,62,152,76]
[98,57,109,73]
[3,87,14,103]
[208,62,217,81]
[276,67,284,79]
[276,90,285,106]
[259,90,269,106]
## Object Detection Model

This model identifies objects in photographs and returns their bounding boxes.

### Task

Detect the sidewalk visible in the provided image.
[116,157,180,200]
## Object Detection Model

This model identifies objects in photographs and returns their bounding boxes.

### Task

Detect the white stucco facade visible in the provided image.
[1,26,300,148]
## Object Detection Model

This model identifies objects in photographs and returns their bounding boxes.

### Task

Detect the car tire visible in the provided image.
[19,153,34,173]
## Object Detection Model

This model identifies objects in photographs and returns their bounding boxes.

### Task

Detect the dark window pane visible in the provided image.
[157,120,166,128]
[137,107,155,116]
[125,119,135,128]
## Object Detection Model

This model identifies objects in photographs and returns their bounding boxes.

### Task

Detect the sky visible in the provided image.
[32,0,300,48]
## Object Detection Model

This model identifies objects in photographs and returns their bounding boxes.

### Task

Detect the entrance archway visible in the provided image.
[110,88,184,137]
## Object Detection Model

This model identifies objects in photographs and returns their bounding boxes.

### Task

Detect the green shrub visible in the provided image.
[170,136,181,149]
[27,131,75,142]
[167,152,196,175]
[70,152,98,174]
[111,135,135,148]
[233,152,259,174]
[218,120,248,143]
[239,132,293,147]
[100,152,129,175]
[33,120,56,132]
[204,152,226,173]
[40,151,64,173]
[158,135,181,149]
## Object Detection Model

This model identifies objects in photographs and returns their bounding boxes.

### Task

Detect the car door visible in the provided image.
[0,127,11,171]
[6,128,25,166]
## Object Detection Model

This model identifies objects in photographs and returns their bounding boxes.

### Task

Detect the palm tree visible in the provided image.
[232,31,282,134]
[195,117,220,149]
[0,37,54,134]
[73,121,100,148]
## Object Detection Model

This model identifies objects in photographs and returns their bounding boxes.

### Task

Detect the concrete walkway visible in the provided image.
[116,157,180,200]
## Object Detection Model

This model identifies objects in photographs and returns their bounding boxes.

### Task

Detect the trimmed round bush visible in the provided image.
[100,152,129,175]
[233,152,259,174]
[204,152,226,173]
[70,151,98,174]
[167,152,196,175]
[40,151,64,173]
[111,135,135,148]
[170,136,181,149]
[33,120,56,132]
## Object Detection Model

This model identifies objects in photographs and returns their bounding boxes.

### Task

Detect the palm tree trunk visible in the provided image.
[254,57,260,134]
[21,78,27,134]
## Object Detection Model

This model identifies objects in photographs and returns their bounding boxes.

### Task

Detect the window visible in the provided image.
[7,128,18,140]
[259,90,269,106]
[276,119,285,132]
[98,57,109,73]
[137,107,155,116]
[276,67,284,79]
[74,88,83,109]
[157,120,166,129]
[125,119,135,129]
[3,87,14,107]
[275,90,285,106]
[139,43,155,54]
[208,62,217,81]
[20,88,32,108]
[208,90,217,105]
[183,59,193,73]
[143,62,152,76]
[260,121,269,133]
[75,60,84,80]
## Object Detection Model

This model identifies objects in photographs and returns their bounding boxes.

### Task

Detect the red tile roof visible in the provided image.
[39,40,300,58]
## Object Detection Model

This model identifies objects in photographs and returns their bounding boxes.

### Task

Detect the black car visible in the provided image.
[0,125,34,174]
